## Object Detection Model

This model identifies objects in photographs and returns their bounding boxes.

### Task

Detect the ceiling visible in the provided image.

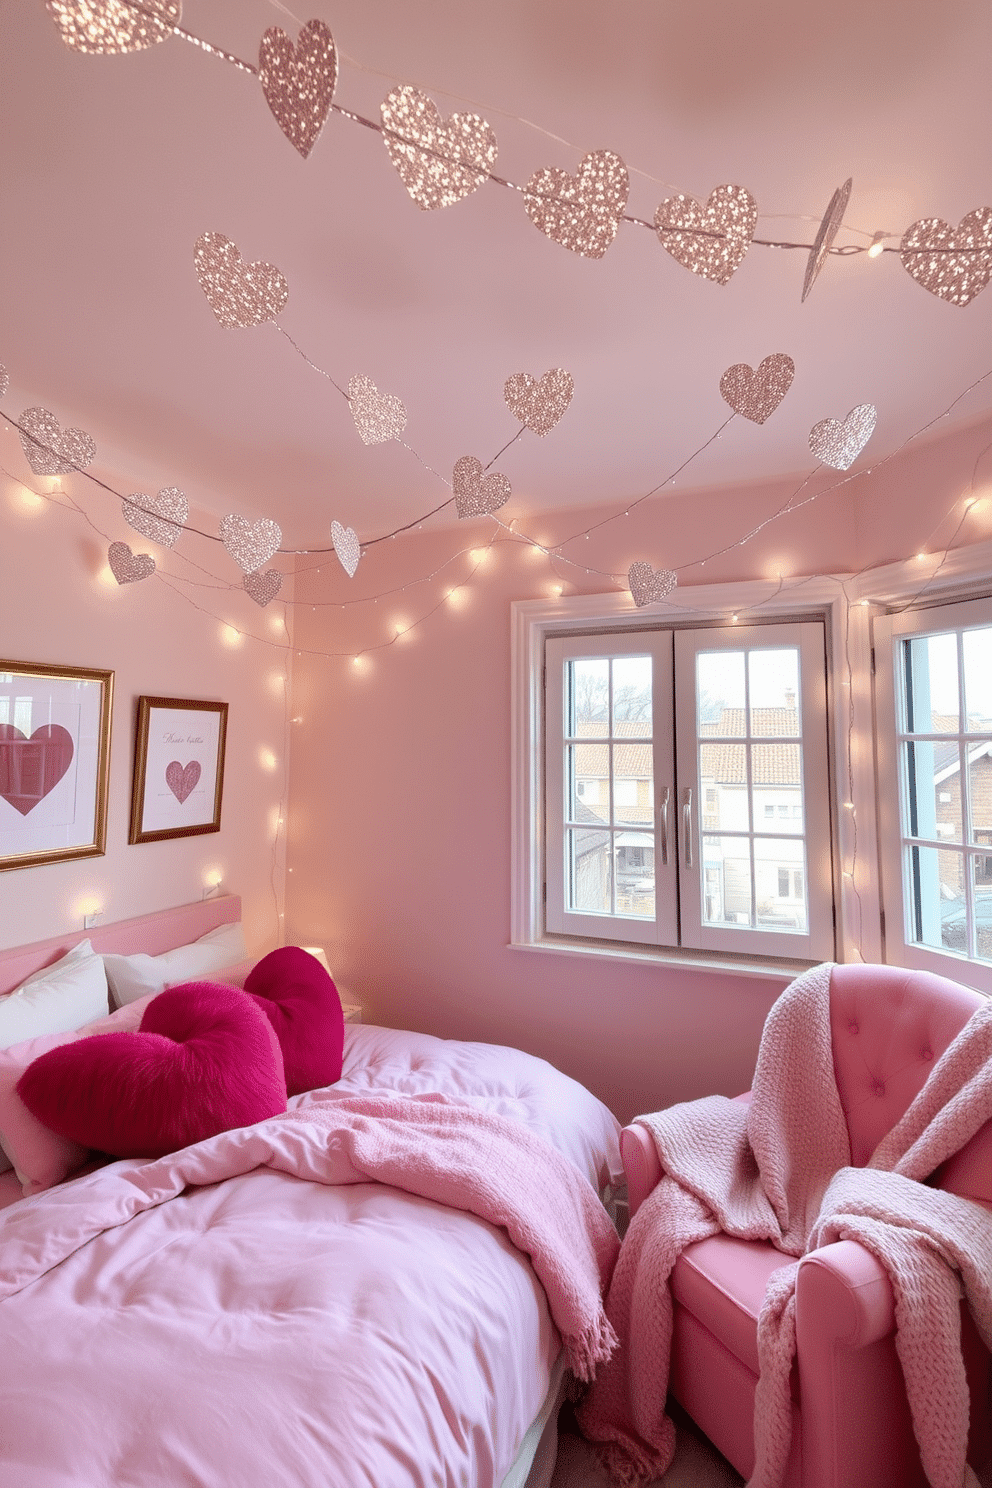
[1,0,990,553]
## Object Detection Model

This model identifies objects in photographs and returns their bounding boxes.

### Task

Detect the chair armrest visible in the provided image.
[620,1125,663,1218]
[796,1239,896,1350]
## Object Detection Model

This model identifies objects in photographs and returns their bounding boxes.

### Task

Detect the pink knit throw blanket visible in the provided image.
[0,1091,620,1382]
[577,964,992,1488]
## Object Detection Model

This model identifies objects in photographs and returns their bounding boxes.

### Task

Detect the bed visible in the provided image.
[0,897,622,1488]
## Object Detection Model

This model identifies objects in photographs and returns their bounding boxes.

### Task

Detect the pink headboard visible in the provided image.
[0,896,242,998]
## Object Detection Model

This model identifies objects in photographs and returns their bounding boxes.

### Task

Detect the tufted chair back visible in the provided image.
[829,963,992,1206]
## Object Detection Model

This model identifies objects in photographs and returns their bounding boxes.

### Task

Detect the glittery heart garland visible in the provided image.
[802,178,852,303]
[380,85,498,211]
[628,562,677,608]
[0,364,8,400]
[194,232,289,329]
[524,150,629,259]
[46,0,180,55]
[348,375,408,445]
[504,368,574,436]
[258,19,337,160]
[654,185,757,286]
[452,456,511,519]
[219,514,282,573]
[719,354,795,424]
[19,407,97,475]
[109,541,155,585]
[899,207,992,308]
[243,570,283,607]
[122,486,188,548]
[808,404,877,471]
[331,519,361,577]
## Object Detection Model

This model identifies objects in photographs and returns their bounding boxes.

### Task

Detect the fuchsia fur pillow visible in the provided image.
[17,982,287,1160]
[244,946,345,1097]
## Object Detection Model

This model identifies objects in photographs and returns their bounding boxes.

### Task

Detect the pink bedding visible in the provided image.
[0,1023,622,1488]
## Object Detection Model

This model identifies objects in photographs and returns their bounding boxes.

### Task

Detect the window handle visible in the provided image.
[658,786,670,865]
[682,787,694,869]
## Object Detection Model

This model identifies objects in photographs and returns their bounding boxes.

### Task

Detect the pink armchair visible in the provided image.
[621,963,992,1488]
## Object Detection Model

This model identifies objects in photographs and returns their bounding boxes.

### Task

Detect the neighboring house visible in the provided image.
[569,704,807,927]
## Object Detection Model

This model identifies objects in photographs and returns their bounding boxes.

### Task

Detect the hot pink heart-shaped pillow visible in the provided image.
[17,983,287,1160]
[244,946,345,1096]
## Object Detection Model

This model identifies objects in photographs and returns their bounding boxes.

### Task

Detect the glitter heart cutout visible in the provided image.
[0,364,8,400]
[380,85,497,211]
[0,724,74,815]
[219,514,282,574]
[524,151,629,259]
[243,569,283,607]
[900,207,992,308]
[46,0,180,55]
[19,407,97,475]
[194,232,289,329]
[654,184,757,286]
[628,562,677,608]
[331,520,361,578]
[166,759,201,805]
[122,486,188,549]
[719,354,795,424]
[808,404,877,471]
[109,541,155,585]
[259,19,337,160]
[504,368,574,436]
[348,375,408,445]
[452,456,511,519]
[802,178,852,303]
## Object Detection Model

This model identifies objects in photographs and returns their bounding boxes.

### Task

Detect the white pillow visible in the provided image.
[0,940,110,1051]
[103,922,249,1007]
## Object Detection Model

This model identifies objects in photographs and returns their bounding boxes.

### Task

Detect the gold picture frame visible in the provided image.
[129,695,228,845]
[0,659,114,872]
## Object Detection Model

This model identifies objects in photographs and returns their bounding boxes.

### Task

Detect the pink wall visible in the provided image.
[0,469,292,959]
[284,417,991,1124]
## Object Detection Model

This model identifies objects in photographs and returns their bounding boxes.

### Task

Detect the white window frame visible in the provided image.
[874,592,992,995]
[512,537,992,986]
[511,575,871,976]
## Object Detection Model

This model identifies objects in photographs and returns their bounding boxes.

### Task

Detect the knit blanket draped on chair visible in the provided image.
[577,962,992,1488]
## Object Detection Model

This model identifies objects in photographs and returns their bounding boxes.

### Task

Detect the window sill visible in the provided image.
[507,933,815,983]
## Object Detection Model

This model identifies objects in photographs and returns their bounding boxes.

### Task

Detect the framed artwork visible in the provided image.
[0,659,114,873]
[129,696,228,845]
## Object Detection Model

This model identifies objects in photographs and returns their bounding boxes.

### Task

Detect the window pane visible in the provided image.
[749,649,801,736]
[566,828,612,913]
[755,836,807,931]
[911,843,963,952]
[905,633,959,733]
[568,743,609,822]
[613,656,652,735]
[751,744,803,834]
[697,652,744,736]
[699,742,748,830]
[971,857,992,963]
[963,628,992,729]
[614,743,652,825]
[567,658,609,738]
[616,832,655,918]
[968,750,992,845]
[701,835,753,926]
[904,738,960,844]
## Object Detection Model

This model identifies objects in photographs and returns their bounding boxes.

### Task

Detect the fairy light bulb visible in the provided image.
[867,232,887,259]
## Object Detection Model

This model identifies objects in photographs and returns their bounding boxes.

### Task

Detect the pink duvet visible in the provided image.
[0,1024,622,1488]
